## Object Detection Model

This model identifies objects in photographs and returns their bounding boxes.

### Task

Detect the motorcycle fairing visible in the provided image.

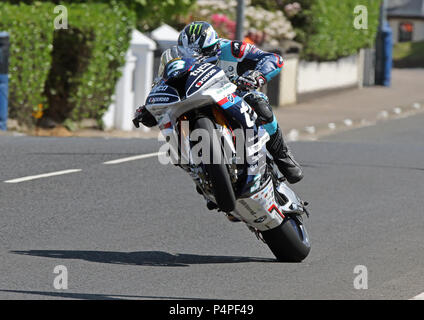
[146,93,180,106]
[212,92,269,197]
[216,93,242,109]
[232,178,284,231]
[147,71,234,127]
[146,82,180,106]
[185,63,222,98]
[163,57,195,81]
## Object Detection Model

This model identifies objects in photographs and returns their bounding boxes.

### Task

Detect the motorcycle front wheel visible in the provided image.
[193,116,236,213]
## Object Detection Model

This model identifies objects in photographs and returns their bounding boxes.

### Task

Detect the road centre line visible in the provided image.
[3,152,165,183]
[103,152,166,165]
[4,169,82,184]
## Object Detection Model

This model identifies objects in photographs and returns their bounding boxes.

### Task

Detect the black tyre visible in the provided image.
[193,117,236,212]
[261,216,311,262]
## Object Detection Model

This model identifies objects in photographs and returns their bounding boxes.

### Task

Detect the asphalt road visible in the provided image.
[0,114,423,300]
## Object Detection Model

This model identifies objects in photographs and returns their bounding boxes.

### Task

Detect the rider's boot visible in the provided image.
[243,92,303,184]
[267,126,303,184]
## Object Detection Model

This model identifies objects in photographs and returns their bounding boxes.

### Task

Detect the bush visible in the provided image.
[6,0,196,32]
[44,2,135,124]
[191,0,296,45]
[393,40,424,68]
[289,0,381,61]
[0,2,54,126]
[0,1,135,127]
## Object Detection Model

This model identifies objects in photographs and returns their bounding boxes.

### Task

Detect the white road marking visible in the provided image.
[410,292,424,300]
[412,102,421,110]
[4,169,82,184]
[305,126,316,134]
[287,129,299,142]
[393,107,402,114]
[103,152,166,165]
[344,119,353,127]
[377,110,389,119]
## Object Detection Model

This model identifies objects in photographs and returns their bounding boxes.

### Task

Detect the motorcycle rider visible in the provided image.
[135,21,303,184]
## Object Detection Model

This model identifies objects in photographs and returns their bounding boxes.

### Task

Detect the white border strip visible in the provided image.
[103,152,165,165]
[4,169,82,184]
[410,292,424,300]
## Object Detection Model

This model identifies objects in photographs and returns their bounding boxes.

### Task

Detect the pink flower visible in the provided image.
[211,13,230,26]
[211,14,223,25]
[221,15,230,24]
[226,20,236,33]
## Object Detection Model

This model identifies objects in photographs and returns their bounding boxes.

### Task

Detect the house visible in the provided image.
[388,0,424,43]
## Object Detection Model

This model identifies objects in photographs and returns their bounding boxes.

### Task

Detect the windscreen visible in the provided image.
[158,45,204,78]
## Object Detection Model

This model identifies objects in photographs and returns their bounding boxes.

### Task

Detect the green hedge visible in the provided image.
[6,0,196,32]
[45,3,135,124]
[393,40,424,68]
[290,0,381,61]
[0,1,135,127]
[0,2,54,125]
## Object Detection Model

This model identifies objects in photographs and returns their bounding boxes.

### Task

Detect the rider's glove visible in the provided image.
[133,105,158,128]
[236,70,267,91]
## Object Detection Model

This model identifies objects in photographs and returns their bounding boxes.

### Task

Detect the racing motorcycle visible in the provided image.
[133,53,311,262]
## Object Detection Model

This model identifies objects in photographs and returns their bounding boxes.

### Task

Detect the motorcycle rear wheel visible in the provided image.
[193,117,236,212]
[261,216,311,262]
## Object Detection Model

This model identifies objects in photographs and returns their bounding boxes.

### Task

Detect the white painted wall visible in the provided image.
[389,19,400,44]
[414,20,424,41]
[279,54,298,105]
[103,30,156,131]
[297,54,362,94]
[131,31,156,122]
[151,24,179,50]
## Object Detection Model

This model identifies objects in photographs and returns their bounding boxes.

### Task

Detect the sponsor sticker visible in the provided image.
[190,63,211,77]
[151,85,169,93]
[193,68,217,88]
[149,96,170,104]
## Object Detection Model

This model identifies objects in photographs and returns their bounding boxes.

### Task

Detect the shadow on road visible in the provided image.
[11,250,275,267]
[0,289,206,300]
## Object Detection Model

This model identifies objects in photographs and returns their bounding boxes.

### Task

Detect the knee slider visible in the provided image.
[244,93,274,124]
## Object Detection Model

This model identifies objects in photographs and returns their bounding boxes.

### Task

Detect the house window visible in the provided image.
[399,22,414,42]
